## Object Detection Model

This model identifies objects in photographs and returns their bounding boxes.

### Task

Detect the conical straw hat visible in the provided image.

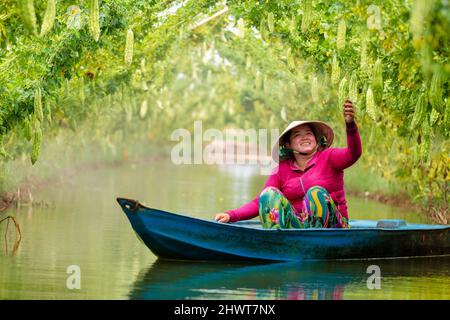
[271,120,334,162]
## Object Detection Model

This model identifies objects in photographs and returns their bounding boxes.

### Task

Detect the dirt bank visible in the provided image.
[0,154,167,213]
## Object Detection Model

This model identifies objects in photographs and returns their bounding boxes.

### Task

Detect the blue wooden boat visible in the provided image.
[117,198,450,262]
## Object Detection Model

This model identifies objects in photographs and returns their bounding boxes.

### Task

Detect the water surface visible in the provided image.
[1,161,448,299]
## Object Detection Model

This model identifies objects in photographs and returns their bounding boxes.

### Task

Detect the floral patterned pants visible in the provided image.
[258,186,349,229]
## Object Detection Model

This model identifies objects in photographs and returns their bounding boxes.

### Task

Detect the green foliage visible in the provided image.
[88,0,101,42]
[39,0,55,37]
[0,0,448,217]
[348,72,358,104]
[336,19,346,50]
[338,77,347,104]
[331,55,340,86]
[372,58,383,103]
[365,87,376,121]
[124,28,133,66]
[31,117,41,165]
[34,87,43,122]
[18,0,38,36]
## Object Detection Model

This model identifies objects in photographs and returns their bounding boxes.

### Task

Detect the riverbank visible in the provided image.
[344,162,448,224]
[0,152,168,213]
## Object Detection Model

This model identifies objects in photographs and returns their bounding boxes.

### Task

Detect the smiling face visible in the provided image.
[286,124,317,155]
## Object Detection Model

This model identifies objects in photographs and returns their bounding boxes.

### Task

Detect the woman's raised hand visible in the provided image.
[214,212,230,223]
[343,100,355,124]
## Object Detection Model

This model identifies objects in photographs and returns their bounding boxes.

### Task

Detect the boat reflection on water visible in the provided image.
[128,259,355,300]
[128,256,450,300]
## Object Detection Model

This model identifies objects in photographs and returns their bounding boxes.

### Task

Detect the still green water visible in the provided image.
[0,161,449,299]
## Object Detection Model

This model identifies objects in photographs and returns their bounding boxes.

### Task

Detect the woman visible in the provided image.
[214,100,362,229]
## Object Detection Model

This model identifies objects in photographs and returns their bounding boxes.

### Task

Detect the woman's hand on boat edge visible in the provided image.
[214,213,230,223]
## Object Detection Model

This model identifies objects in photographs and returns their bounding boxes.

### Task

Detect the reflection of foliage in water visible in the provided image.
[0,215,22,256]
[0,0,448,219]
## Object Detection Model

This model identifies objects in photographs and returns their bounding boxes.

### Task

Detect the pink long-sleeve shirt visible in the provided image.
[227,121,362,222]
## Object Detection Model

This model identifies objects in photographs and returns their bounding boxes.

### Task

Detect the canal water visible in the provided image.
[1,160,449,299]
